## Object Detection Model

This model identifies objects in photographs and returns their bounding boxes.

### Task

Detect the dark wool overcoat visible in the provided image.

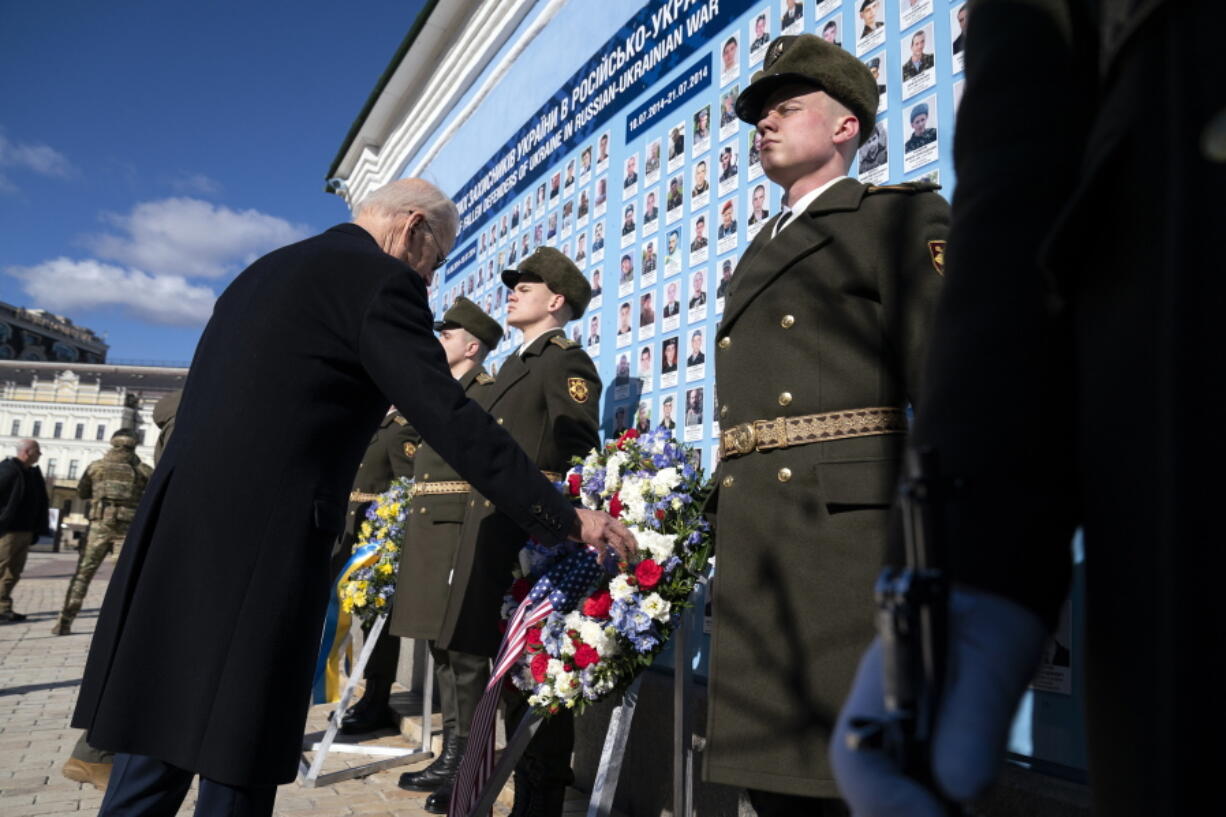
[391,329,601,657]
[703,179,947,797]
[71,223,577,786]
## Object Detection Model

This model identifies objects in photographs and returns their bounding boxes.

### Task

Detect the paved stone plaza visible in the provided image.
[0,550,546,817]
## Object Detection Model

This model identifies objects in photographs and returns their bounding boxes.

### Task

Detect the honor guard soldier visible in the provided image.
[393,248,600,817]
[385,296,504,809]
[53,430,152,636]
[333,401,423,734]
[704,34,948,816]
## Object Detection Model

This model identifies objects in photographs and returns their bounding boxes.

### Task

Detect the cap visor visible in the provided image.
[735,73,822,123]
[500,269,520,289]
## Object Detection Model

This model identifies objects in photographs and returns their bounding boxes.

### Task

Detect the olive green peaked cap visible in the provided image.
[433,296,504,349]
[111,429,138,449]
[501,246,592,319]
[735,34,878,146]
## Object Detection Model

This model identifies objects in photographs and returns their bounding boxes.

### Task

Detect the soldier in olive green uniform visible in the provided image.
[333,407,422,734]
[703,36,948,815]
[393,250,600,817]
[386,297,504,811]
[53,430,152,636]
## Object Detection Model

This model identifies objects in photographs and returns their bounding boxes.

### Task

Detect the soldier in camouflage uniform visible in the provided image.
[52,430,152,636]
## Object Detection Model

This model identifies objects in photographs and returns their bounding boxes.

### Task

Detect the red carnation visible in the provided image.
[655,509,666,521]
[526,626,543,651]
[574,644,601,669]
[616,428,640,447]
[510,578,533,602]
[582,589,613,619]
[635,559,663,590]
[530,652,550,682]
[567,472,582,496]
[609,493,623,518]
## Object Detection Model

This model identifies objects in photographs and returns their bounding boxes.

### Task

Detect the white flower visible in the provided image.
[629,527,678,563]
[563,610,584,631]
[547,658,566,677]
[650,467,682,495]
[618,477,649,524]
[609,574,636,601]
[553,670,580,699]
[578,620,618,656]
[640,592,672,622]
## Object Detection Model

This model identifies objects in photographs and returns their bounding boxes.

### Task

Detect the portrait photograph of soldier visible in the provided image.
[900,22,936,97]
[903,95,939,171]
[638,291,656,340]
[856,0,886,55]
[588,266,601,299]
[579,145,593,180]
[660,336,680,383]
[668,121,686,171]
[746,181,770,238]
[623,152,639,195]
[592,221,605,260]
[720,87,740,138]
[717,198,738,254]
[865,53,887,112]
[621,203,637,244]
[718,146,739,197]
[635,400,653,434]
[643,189,660,231]
[645,138,662,183]
[688,267,709,322]
[691,160,711,208]
[616,300,633,348]
[821,16,842,49]
[747,129,763,178]
[577,189,590,223]
[664,228,682,276]
[618,252,635,293]
[857,120,889,184]
[900,0,934,30]
[548,170,561,203]
[560,199,573,237]
[658,394,677,430]
[686,328,707,380]
[662,279,681,330]
[692,105,712,154]
[780,0,803,35]
[950,1,967,71]
[587,314,601,350]
[638,345,654,391]
[683,387,704,441]
[666,173,685,221]
[689,213,710,266]
[563,158,576,193]
[748,11,770,63]
[546,212,557,240]
[595,176,608,213]
[641,238,659,284]
[720,34,741,85]
[596,129,611,171]
[716,257,734,306]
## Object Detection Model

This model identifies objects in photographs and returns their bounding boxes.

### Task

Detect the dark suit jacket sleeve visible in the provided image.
[358,271,577,544]
[542,349,602,464]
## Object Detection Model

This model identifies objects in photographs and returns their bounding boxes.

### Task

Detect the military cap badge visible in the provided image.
[928,240,946,275]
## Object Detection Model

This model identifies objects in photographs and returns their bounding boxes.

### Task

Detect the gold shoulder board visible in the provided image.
[866,181,940,194]
[550,335,579,350]
[393,415,408,425]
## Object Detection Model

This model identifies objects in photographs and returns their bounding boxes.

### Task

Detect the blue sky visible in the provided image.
[0,0,426,364]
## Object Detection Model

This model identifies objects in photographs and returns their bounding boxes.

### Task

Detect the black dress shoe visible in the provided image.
[398,732,466,791]
[423,779,453,814]
[339,704,397,734]
[0,611,27,623]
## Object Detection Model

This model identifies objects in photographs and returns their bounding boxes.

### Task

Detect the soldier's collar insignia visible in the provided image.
[403,442,418,458]
[568,377,590,404]
[928,240,946,276]
[392,415,408,425]
[476,372,495,384]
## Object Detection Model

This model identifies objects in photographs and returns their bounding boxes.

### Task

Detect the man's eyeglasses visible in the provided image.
[414,212,448,270]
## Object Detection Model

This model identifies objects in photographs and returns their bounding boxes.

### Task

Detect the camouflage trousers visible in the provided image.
[58,524,126,625]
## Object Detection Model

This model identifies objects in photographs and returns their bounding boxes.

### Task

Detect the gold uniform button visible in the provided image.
[484,499,492,507]
[718,336,731,350]
[422,473,429,480]
[497,417,505,425]
[721,475,735,488]
[780,314,795,328]
[470,500,476,507]
[719,404,728,418]
[777,467,793,483]
[778,392,793,406]
[419,506,428,514]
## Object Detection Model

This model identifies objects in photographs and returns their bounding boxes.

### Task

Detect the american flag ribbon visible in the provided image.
[449,547,605,817]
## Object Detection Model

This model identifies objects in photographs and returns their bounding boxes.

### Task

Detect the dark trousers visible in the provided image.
[98,753,276,817]
[362,618,400,683]
[429,642,489,736]
[503,689,574,787]
[747,788,848,817]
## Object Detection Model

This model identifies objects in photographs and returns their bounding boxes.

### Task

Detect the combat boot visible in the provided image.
[51,616,72,635]
[398,731,465,791]
[508,766,567,817]
[340,678,396,734]
[422,777,454,814]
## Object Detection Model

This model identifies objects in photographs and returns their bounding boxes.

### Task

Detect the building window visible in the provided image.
[75,423,84,440]
[96,424,106,440]
[9,420,18,436]
[68,460,79,479]
[46,459,57,478]
[54,422,63,438]
[32,421,41,437]
[137,429,146,445]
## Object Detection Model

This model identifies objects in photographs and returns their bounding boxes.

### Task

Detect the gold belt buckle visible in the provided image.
[728,422,757,456]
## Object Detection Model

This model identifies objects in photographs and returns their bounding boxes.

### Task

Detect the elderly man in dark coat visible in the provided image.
[72,178,633,817]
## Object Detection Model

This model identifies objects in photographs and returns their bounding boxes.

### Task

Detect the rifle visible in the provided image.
[846,446,965,814]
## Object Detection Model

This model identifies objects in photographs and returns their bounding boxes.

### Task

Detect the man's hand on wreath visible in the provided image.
[571,508,638,564]
[829,586,1048,816]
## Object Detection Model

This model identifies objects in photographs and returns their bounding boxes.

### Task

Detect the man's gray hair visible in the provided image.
[16,439,38,456]
[356,179,460,249]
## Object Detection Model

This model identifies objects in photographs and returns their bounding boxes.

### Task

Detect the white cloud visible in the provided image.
[168,172,223,195]
[7,257,217,326]
[85,197,310,279]
[0,131,74,180]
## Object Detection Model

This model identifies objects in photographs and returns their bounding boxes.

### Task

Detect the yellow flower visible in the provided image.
[354,595,367,607]
[378,563,394,576]
[374,597,386,608]
[341,598,354,613]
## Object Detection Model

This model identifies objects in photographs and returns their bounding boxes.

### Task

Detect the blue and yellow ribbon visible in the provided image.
[312,543,380,704]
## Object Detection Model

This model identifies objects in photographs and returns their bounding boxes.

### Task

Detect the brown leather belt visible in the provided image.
[413,470,564,497]
[719,407,907,460]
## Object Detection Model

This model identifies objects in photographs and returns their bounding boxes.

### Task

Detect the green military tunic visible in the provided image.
[343,410,421,545]
[704,178,948,797]
[389,330,601,657]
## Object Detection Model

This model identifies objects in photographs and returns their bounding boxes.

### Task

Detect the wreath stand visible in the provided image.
[298,613,436,787]
[462,600,703,817]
